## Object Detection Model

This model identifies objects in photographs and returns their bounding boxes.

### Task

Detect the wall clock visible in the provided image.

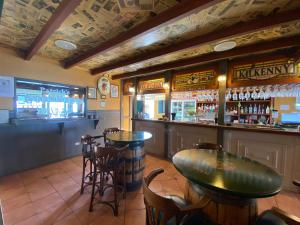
[97,76,110,95]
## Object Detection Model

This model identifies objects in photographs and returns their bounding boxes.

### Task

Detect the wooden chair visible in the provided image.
[257,181,300,225]
[89,145,127,215]
[103,127,121,145]
[143,168,212,225]
[80,134,104,194]
[195,142,222,151]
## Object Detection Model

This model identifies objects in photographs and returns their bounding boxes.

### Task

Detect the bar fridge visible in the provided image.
[171,100,196,121]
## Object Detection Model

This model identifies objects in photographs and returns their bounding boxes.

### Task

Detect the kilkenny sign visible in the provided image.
[138,78,165,92]
[233,59,297,81]
[173,70,216,91]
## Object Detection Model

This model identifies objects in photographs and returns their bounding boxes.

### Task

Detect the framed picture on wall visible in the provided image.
[87,87,97,99]
[110,84,119,98]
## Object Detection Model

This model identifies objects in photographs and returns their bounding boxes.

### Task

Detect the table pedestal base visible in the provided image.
[112,141,145,192]
[185,181,258,225]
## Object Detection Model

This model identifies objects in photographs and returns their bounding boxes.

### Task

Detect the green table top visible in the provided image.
[106,131,152,143]
[173,149,282,198]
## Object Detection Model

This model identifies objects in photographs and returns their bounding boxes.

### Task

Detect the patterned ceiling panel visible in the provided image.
[79,0,300,70]
[38,0,178,60]
[0,0,61,50]
[99,21,300,77]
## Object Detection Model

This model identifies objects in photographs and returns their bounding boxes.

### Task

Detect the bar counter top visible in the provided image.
[132,118,300,136]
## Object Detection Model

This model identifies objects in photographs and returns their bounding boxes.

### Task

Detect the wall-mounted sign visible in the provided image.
[138,78,165,93]
[228,58,300,87]
[97,76,110,95]
[123,79,134,95]
[173,70,217,91]
[233,59,296,81]
[0,75,14,97]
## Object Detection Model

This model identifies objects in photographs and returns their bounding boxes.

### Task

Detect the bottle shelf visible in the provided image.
[240,113,270,116]
[226,100,271,103]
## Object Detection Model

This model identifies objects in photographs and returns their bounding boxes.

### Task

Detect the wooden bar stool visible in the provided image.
[89,145,127,215]
[80,135,104,194]
[103,127,120,146]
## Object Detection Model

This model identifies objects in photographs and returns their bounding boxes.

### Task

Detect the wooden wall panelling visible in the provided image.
[223,130,298,191]
[168,124,218,157]
[134,120,165,157]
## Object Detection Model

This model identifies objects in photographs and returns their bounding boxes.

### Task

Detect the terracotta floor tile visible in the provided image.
[125,192,145,210]
[66,192,91,211]
[19,168,44,186]
[3,202,38,225]
[124,209,146,225]
[36,202,73,225]
[1,193,31,213]
[0,186,27,201]
[0,174,23,192]
[1,155,300,225]
[52,213,82,225]
[14,215,42,225]
[32,192,65,213]
[50,178,78,192]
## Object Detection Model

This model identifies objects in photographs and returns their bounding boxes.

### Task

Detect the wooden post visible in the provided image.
[217,61,227,146]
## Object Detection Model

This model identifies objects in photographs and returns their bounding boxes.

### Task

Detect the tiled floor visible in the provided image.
[0,155,299,225]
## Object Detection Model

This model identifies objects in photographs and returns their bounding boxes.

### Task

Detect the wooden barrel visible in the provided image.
[185,180,258,225]
[123,141,145,191]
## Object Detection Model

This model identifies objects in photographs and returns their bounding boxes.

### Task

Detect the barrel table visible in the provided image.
[173,149,282,225]
[106,131,152,191]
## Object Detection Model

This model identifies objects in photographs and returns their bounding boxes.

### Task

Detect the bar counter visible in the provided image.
[132,118,300,191]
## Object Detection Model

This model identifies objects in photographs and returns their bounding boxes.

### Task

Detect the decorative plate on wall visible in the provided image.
[97,76,110,95]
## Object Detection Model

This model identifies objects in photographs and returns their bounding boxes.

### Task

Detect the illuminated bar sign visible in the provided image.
[173,70,217,91]
[232,59,297,82]
[138,78,165,92]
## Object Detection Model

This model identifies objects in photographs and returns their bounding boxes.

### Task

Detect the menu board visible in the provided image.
[0,75,14,97]
[228,58,300,87]
[138,78,165,93]
[172,70,217,91]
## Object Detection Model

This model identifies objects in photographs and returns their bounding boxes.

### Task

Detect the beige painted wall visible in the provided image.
[0,47,120,111]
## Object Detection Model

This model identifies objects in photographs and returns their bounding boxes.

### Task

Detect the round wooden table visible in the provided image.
[106,131,152,191]
[173,149,282,225]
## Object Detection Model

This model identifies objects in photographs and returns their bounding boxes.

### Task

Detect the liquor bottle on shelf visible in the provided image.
[266,106,270,114]
[249,104,253,114]
[253,104,257,114]
[258,105,261,114]
[240,105,244,114]
[244,105,248,114]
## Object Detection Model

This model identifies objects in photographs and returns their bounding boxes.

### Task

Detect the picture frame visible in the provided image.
[110,84,119,98]
[100,94,106,99]
[87,87,97,99]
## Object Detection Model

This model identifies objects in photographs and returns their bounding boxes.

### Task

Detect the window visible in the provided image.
[16,79,86,119]
[158,100,165,114]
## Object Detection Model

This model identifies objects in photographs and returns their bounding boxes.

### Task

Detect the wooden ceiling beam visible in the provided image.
[111,35,300,80]
[63,0,224,69]
[91,8,300,75]
[24,0,82,60]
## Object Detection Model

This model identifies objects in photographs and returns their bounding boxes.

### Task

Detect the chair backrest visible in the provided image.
[93,145,127,172]
[81,135,104,155]
[195,142,222,151]
[293,180,300,187]
[103,127,120,143]
[143,168,183,225]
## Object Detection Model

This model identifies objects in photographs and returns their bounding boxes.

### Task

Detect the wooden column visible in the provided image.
[164,71,173,118]
[217,61,227,146]
[132,78,138,131]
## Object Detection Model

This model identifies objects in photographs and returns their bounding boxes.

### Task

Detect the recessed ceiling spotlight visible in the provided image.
[214,41,237,52]
[55,39,77,50]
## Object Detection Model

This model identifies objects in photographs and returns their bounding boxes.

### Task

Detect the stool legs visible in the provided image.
[80,157,87,194]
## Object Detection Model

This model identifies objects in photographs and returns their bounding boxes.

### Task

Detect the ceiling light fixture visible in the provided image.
[214,41,237,52]
[55,39,77,50]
